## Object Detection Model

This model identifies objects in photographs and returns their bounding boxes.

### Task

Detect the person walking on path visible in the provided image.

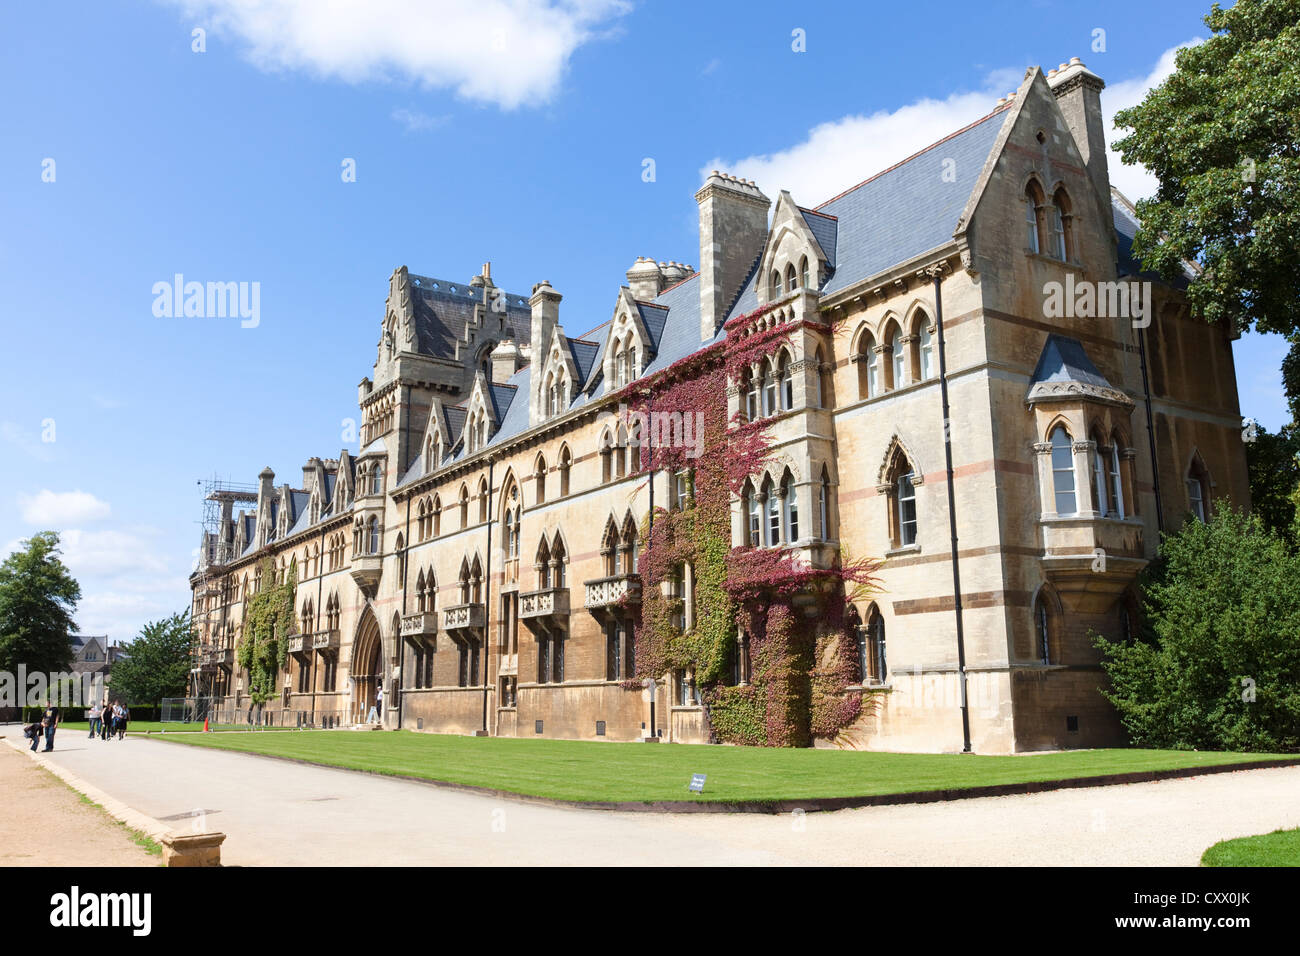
[41,700,60,752]
[87,700,103,739]
[375,683,384,723]
[116,703,129,740]
[101,699,113,740]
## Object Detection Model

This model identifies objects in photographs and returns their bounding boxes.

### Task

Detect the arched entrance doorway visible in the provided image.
[352,605,383,724]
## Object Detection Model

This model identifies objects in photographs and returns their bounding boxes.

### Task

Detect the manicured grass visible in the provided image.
[75,792,164,859]
[55,721,297,735]
[150,729,1293,804]
[1202,828,1300,867]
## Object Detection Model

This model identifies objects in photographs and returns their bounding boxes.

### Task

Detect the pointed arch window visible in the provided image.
[782,472,799,542]
[857,332,879,400]
[619,515,637,574]
[744,365,761,420]
[1187,456,1211,522]
[431,495,442,537]
[1025,181,1044,254]
[884,446,919,549]
[367,516,380,554]
[1035,592,1052,664]
[889,327,905,389]
[818,466,831,540]
[458,485,470,528]
[1051,188,1072,261]
[558,445,572,497]
[1109,439,1126,519]
[1049,426,1077,515]
[744,481,761,547]
[534,455,547,504]
[764,477,780,546]
[785,263,798,292]
[600,431,614,484]
[917,316,934,381]
[800,255,810,290]
[778,350,794,410]
[478,478,489,523]
[1092,433,1111,516]
[536,538,552,589]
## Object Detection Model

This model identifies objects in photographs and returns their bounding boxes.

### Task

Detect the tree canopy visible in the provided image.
[109,610,194,707]
[1096,508,1300,752]
[0,531,80,676]
[1113,0,1300,402]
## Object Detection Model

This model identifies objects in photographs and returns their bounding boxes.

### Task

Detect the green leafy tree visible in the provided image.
[1112,0,1300,400]
[110,610,194,707]
[1096,508,1300,752]
[1246,423,1300,543]
[0,532,80,676]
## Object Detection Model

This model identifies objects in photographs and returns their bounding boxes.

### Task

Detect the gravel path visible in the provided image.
[0,741,158,867]
[6,728,1298,866]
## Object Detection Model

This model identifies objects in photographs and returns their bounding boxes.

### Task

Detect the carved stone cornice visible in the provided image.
[1026,380,1135,409]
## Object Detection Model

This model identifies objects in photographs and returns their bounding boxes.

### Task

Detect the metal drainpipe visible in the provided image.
[482,460,495,735]
[398,493,411,730]
[932,267,972,754]
[312,525,324,727]
[1137,324,1164,534]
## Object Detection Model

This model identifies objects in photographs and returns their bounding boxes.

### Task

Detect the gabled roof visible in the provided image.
[405,273,532,359]
[816,106,1009,295]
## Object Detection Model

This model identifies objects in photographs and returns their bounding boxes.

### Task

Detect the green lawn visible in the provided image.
[149,730,1292,804]
[1202,828,1300,867]
[53,721,298,735]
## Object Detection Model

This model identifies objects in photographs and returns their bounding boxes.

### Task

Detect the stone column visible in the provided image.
[1033,441,1055,515]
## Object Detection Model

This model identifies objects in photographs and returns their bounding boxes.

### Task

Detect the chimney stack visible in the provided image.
[1048,58,1112,237]
[529,280,561,355]
[626,257,664,300]
[696,171,770,341]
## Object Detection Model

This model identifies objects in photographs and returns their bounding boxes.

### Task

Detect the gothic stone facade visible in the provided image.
[189,60,1248,753]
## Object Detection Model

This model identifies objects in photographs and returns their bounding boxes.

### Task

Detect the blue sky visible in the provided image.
[0,0,1283,640]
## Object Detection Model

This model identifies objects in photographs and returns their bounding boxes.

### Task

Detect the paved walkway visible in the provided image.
[0,739,157,867]
[5,727,1299,866]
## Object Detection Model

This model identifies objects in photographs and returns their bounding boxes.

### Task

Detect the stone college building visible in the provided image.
[190,60,1248,753]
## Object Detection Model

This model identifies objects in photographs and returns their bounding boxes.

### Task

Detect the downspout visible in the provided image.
[1137,326,1164,534]
[398,493,411,730]
[313,524,324,726]
[482,460,495,736]
[932,267,972,754]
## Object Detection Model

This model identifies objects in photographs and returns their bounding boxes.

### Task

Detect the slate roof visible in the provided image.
[406,274,532,359]
[1111,188,1194,287]
[816,106,1010,295]
[800,208,838,266]
[1028,334,1114,389]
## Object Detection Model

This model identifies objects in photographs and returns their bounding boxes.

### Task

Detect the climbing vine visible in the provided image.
[620,303,882,746]
[237,557,296,705]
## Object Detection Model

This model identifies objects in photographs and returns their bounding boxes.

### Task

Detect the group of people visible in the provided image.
[88,699,130,741]
[22,698,130,753]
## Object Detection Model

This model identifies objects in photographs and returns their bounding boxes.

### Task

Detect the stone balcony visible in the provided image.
[400,611,438,639]
[287,634,308,656]
[1040,514,1148,612]
[214,647,234,669]
[311,629,340,652]
[584,573,642,612]
[443,602,486,632]
[350,553,383,592]
[519,587,569,621]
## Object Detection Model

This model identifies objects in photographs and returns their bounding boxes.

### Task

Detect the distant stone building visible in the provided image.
[190,60,1248,752]
[69,634,125,689]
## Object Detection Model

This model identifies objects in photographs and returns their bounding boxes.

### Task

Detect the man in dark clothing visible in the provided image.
[26,720,44,752]
[41,702,59,751]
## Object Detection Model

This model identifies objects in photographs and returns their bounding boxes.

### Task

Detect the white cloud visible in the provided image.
[1,421,55,462]
[702,67,1024,207]
[166,0,632,109]
[58,528,171,578]
[19,490,111,527]
[1102,40,1202,202]
[391,107,450,133]
[703,47,1203,208]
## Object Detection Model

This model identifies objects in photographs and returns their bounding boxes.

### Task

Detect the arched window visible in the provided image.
[1025,181,1044,254]
[477,478,489,523]
[865,604,887,682]
[470,556,483,604]
[615,425,629,479]
[536,537,552,589]
[1049,426,1077,515]
[744,481,761,547]
[534,455,547,504]
[1035,592,1052,664]
[395,533,405,578]
[1109,439,1126,519]
[504,495,520,559]
[819,466,831,540]
[762,359,778,416]
[367,516,380,554]
[889,326,905,389]
[458,485,470,527]
[602,518,620,575]
[627,418,642,473]
[424,436,435,473]
[1092,433,1111,516]
[782,472,799,542]
[744,365,761,420]
[1051,188,1072,261]
[600,431,613,484]
[553,534,569,586]
[1187,455,1211,522]
[458,559,471,604]
[558,445,571,497]
[785,263,798,292]
[800,256,810,290]
[619,515,637,574]
[885,446,918,548]
[763,477,780,546]
[778,350,794,410]
[415,570,427,612]
[916,314,934,381]
[857,331,879,400]
[770,270,782,299]
[431,495,441,537]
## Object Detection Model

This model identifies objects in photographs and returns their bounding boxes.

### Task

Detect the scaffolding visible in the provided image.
[192,477,258,699]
